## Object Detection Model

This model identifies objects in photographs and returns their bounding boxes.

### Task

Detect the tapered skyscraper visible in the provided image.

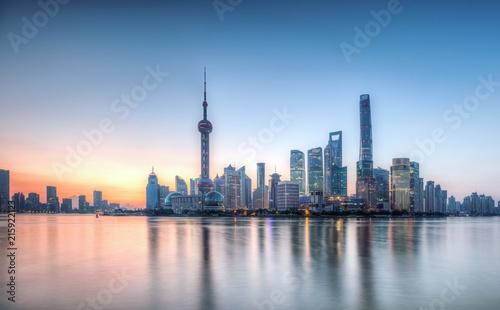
[197,69,214,206]
[356,94,377,209]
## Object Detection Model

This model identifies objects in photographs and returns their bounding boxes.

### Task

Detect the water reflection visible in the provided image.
[3,215,500,310]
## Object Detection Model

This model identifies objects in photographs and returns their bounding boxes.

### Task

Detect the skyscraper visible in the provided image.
[356,94,376,209]
[93,190,103,210]
[236,166,252,208]
[307,147,323,194]
[78,195,87,212]
[220,164,241,209]
[425,181,435,212]
[46,186,59,213]
[254,162,268,210]
[0,169,10,209]
[146,167,160,210]
[373,167,389,206]
[290,150,306,196]
[197,68,215,208]
[269,172,281,211]
[190,178,200,196]
[324,131,347,196]
[12,193,25,212]
[409,161,420,212]
[435,184,442,213]
[257,162,265,189]
[390,158,410,211]
[61,198,72,213]
[26,192,40,211]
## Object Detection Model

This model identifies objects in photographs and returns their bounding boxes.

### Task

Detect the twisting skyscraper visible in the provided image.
[356,94,377,209]
[197,69,215,208]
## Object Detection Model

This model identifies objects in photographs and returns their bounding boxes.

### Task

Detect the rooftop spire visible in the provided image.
[203,67,208,120]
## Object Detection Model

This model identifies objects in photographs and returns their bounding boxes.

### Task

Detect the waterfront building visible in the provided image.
[290,150,306,196]
[390,158,411,211]
[277,181,299,211]
[308,147,323,194]
[356,94,377,209]
[146,168,160,210]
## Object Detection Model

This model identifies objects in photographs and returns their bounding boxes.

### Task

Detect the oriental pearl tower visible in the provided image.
[197,68,214,209]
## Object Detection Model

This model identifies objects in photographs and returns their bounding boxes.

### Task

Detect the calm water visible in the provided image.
[1,214,500,309]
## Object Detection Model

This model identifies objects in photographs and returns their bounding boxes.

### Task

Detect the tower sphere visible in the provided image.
[198,119,213,134]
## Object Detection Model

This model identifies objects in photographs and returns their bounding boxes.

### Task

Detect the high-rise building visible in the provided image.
[290,150,306,196]
[448,196,457,212]
[236,166,252,208]
[409,161,420,212]
[190,178,200,196]
[390,158,411,211]
[419,177,425,212]
[78,195,87,212]
[257,162,266,189]
[197,68,218,209]
[46,186,59,213]
[93,190,103,210]
[269,172,282,211]
[213,174,222,193]
[252,186,269,210]
[175,176,188,196]
[307,147,323,194]
[220,164,241,209]
[26,192,40,211]
[277,181,300,211]
[425,181,435,212]
[324,131,347,196]
[441,190,448,212]
[0,169,9,209]
[254,162,268,210]
[61,198,72,213]
[12,192,25,212]
[435,184,442,213]
[356,94,377,209]
[146,168,160,210]
[373,167,389,205]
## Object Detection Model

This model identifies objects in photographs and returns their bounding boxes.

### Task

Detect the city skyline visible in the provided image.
[1,1,500,207]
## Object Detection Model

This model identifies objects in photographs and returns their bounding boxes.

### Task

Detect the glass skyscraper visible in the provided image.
[390,158,411,211]
[324,131,347,196]
[257,162,265,189]
[290,150,305,196]
[356,94,377,209]
[307,147,323,194]
[409,161,420,212]
[0,169,9,209]
[146,168,160,210]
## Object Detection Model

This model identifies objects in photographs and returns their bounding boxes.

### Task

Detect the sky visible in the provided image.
[1,0,499,208]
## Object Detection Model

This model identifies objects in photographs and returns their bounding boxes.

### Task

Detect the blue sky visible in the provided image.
[1,0,499,206]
